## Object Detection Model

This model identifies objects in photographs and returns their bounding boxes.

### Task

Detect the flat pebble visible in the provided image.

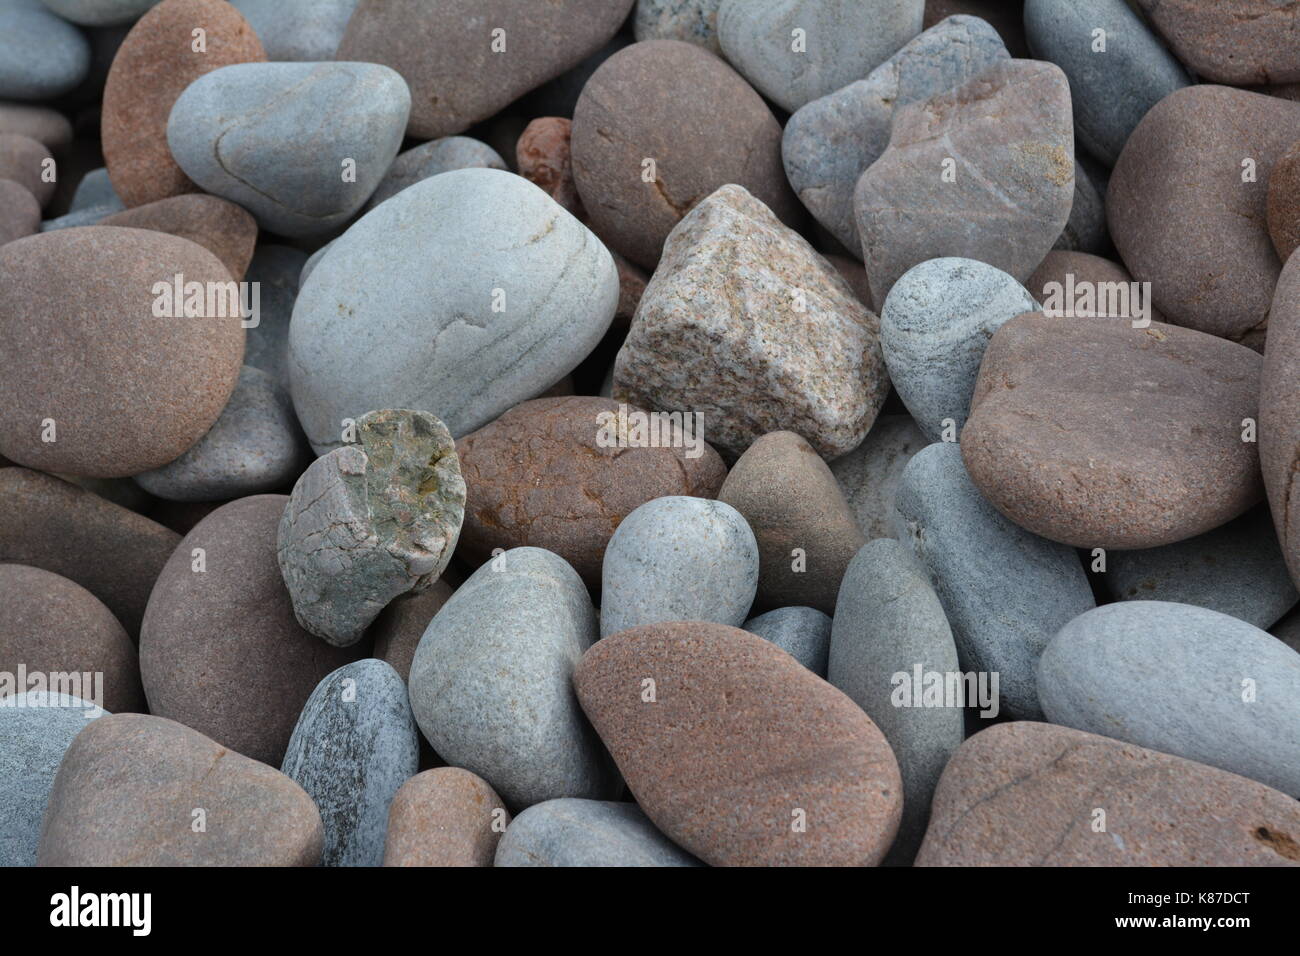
[743,606,831,676]
[40,0,159,27]
[496,799,702,867]
[0,132,54,206]
[0,0,90,99]
[383,767,509,867]
[68,166,121,212]
[0,101,73,149]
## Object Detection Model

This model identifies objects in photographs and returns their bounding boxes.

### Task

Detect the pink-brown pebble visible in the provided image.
[0,179,39,246]
[383,767,510,867]
[0,133,54,208]
[100,193,258,280]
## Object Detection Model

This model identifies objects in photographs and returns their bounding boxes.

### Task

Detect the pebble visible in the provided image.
[100,194,258,280]
[717,0,924,113]
[613,184,888,459]
[230,0,358,61]
[0,227,245,477]
[335,0,634,139]
[1268,140,1300,263]
[167,62,409,238]
[829,415,927,540]
[1025,250,1160,324]
[456,396,726,589]
[917,721,1300,866]
[894,442,1095,719]
[571,40,799,270]
[880,257,1038,442]
[134,366,308,503]
[496,799,702,867]
[1054,158,1107,253]
[743,606,831,676]
[38,713,323,866]
[369,580,454,684]
[575,622,903,866]
[516,117,583,220]
[1023,0,1188,166]
[102,0,266,208]
[241,244,306,390]
[408,547,616,809]
[855,59,1074,305]
[962,313,1264,548]
[0,179,39,246]
[0,101,73,149]
[600,496,758,638]
[923,1,1029,57]
[1135,0,1300,86]
[0,468,178,637]
[634,0,722,53]
[39,1,159,27]
[139,496,361,765]
[288,168,617,450]
[782,15,1008,257]
[40,203,117,231]
[1106,507,1298,630]
[1263,251,1300,589]
[384,767,510,867]
[1039,601,1300,795]
[0,564,142,713]
[0,692,106,866]
[361,135,507,214]
[281,659,419,867]
[277,409,463,646]
[830,538,962,864]
[1107,85,1300,342]
[0,0,90,100]
[68,166,121,212]
[718,431,864,614]
[0,132,54,207]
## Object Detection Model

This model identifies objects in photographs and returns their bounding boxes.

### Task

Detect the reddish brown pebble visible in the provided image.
[574,622,903,866]
[383,767,510,867]
[38,713,323,866]
[1108,85,1300,342]
[139,495,362,765]
[961,312,1263,549]
[1135,0,1300,86]
[0,468,180,638]
[0,102,73,151]
[718,431,864,614]
[1267,139,1300,264]
[456,397,727,589]
[369,579,455,684]
[0,227,245,478]
[572,40,801,270]
[1260,250,1300,588]
[0,179,39,246]
[102,0,266,208]
[517,117,584,220]
[0,133,54,208]
[0,564,144,713]
[100,194,258,280]
[916,721,1300,866]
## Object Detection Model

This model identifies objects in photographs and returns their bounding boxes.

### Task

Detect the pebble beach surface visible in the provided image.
[2,0,1300,870]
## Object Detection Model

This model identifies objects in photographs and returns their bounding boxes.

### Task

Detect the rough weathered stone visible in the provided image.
[38,713,323,866]
[1108,85,1300,342]
[575,622,903,866]
[277,410,462,647]
[99,194,257,280]
[140,495,361,765]
[829,415,927,540]
[496,799,702,867]
[384,767,510,867]
[335,0,634,139]
[517,117,584,220]
[962,313,1264,548]
[1135,0,1300,86]
[0,564,142,713]
[917,721,1300,866]
[613,185,888,459]
[571,40,800,270]
[282,659,419,867]
[635,0,723,53]
[102,0,266,208]
[855,59,1074,306]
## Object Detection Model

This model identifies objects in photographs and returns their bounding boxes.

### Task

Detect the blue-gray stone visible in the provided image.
[134,365,309,502]
[299,240,331,287]
[39,0,156,27]
[893,442,1095,719]
[743,606,831,675]
[881,258,1038,442]
[242,245,307,391]
[830,538,962,864]
[288,168,618,451]
[495,798,703,867]
[0,691,107,867]
[40,203,117,231]
[362,136,507,214]
[281,659,418,867]
[1024,0,1189,166]
[231,0,358,61]
[783,15,1008,257]
[1107,507,1298,630]
[409,547,617,809]
[601,496,759,638]
[68,167,122,214]
[1039,601,1300,796]
[167,61,410,238]
[634,0,722,53]
[0,0,90,100]
[829,413,927,540]
[1054,157,1107,253]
